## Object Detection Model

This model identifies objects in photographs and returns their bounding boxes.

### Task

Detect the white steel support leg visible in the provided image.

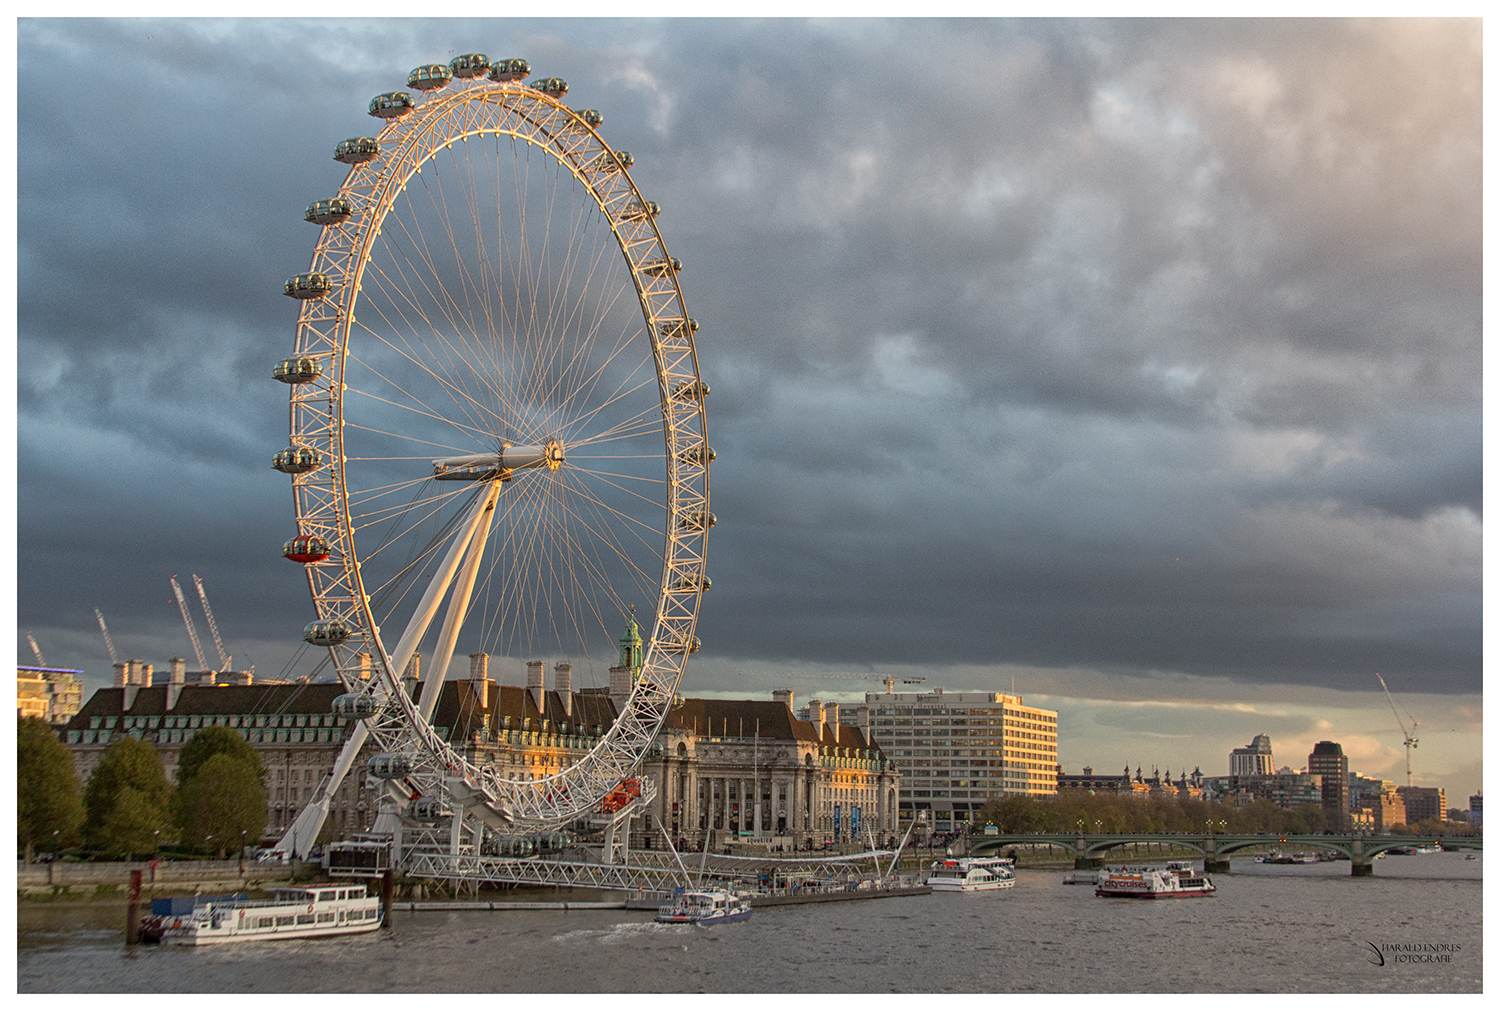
[388,483,502,686]
[272,719,372,858]
[419,484,499,723]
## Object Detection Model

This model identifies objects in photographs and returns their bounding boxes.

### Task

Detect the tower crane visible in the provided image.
[26,633,45,668]
[94,608,120,666]
[170,575,210,671]
[192,574,232,670]
[1375,672,1420,789]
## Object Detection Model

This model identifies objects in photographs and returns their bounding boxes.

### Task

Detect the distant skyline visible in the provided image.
[14,19,1481,802]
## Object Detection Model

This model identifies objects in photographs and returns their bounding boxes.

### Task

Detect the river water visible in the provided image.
[18,852,1480,993]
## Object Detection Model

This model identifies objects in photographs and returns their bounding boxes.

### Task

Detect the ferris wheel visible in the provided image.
[271,55,711,850]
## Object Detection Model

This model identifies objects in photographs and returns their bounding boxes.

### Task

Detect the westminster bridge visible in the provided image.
[969,831,1482,876]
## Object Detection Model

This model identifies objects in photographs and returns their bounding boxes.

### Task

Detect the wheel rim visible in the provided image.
[282,66,709,829]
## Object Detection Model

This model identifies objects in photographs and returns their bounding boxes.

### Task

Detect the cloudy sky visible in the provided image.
[13,18,1482,802]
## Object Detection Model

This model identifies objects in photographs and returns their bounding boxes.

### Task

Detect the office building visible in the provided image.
[1307,741,1350,832]
[840,687,1058,837]
[1397,786,1446,825]
[1229,733,1276,777]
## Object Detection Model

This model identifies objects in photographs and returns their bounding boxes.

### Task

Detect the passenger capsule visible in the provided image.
[678,443,715,465]
[407,63,452,91]
[672,574,711,593]
[283,534,331,564]
[304,198,354,226]
[530,76,568,97]
[273,357,324,384]
[620,200,660,222]
[334,137,380,164]
[368,92,416,119]
[368,753,413,778]
[331,691,378,717]
[489,58,531,82]
[663,634,702,655]
[671,379,709,401]
[579,109,603,127]
[450,53,491,78]
[589,150,632,173]
[678,511,716,531]
[410,797,452,822]
[641,257,682,278]
[273,446,323,474]
[658,318,698,338]
[284,273,332,299]
[304,619,353,647]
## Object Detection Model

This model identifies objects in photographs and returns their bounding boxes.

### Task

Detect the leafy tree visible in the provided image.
[175,725,265,786]
[17,717,84,861]
[177,753,267,857]
[83,736,174,857]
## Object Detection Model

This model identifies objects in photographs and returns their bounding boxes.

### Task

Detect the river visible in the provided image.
[17,852,1481,993]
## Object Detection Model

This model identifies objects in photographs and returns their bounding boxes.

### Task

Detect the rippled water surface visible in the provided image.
[18,853,1481,992]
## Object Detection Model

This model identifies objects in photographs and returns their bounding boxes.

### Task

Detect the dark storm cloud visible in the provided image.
[16,18,1480,698]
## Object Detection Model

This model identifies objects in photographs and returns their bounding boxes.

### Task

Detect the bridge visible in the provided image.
[969,832,1482,876]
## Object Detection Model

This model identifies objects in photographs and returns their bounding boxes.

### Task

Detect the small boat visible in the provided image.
[656,888,751,925]
[926,857,1016,892]
[1061,871,1096,885]
[1095,861,1216,899]
[139,883,382,945]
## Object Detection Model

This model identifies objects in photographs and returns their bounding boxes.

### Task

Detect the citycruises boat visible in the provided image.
[656,888,752,926]
[139,883,383,945]
[925,857,1016,892]
[1094,861,1216,899]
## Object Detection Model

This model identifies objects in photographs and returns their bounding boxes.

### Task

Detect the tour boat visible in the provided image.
[1094,861,1216,899]
[925,857,1016,892]
[655,888,752,925]
[139,883,383,945]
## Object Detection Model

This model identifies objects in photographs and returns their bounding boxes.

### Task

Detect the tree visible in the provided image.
[17,717,84,862]
[177,753,267,857]
[83,736,174,857]
[175,725,265,787]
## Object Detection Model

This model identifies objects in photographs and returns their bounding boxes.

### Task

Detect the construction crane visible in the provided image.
[94,608,120,666]
[1375,672,1420,789]
[25,633,45,668]
[170,575,210,671]
[192,574,232,670]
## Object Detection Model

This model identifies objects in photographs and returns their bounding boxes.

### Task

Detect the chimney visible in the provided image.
[358,651,373,681]
[114,662,128,688]
[122,663,138,709]
[403,652,421,697]
[609,663,632,708]
[860,706,871,737]
[826,702,839,727]
[807,699,825,727]
[168,657,186,709]
[772,688,794,711]
[469,653,490,709]
[140,663,154,687]
[527,659,546,714]
[554,663,572,719]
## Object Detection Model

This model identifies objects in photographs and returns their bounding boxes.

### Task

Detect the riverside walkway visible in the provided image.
[969,831,1481,875]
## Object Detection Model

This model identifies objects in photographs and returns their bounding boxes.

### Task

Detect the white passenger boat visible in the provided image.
[925,857,1016,892]
[140,883,383,945]
[1094,861,1216,899]
[655,888,752,925]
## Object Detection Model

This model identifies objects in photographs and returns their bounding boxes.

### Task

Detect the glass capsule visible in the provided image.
[331,692,377,717]
[283,534,331,563]
[489,58,531,82]
[305,619,353,647]
[368,92,416,119]
[450,54,491,78]
[273,357,323,384]
[641,257,681,277]
[334,137,380,164]
[284,273,332,299]
[407,64,452,91]
[304,198,353,226]
[273,446,323,474]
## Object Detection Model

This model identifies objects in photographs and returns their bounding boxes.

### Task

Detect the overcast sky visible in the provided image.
[13,18,1483,801]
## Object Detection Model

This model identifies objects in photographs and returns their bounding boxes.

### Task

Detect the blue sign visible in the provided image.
[852,805,861,836]
[834,803,841,836]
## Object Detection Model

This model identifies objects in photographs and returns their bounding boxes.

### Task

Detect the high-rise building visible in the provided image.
[1307,741,1350,831]
[840,687,1058,837]
[1397,786,1447,825]
[1229,733,1275,777]
[1469,793,1482,827]
[16,665,84,725]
